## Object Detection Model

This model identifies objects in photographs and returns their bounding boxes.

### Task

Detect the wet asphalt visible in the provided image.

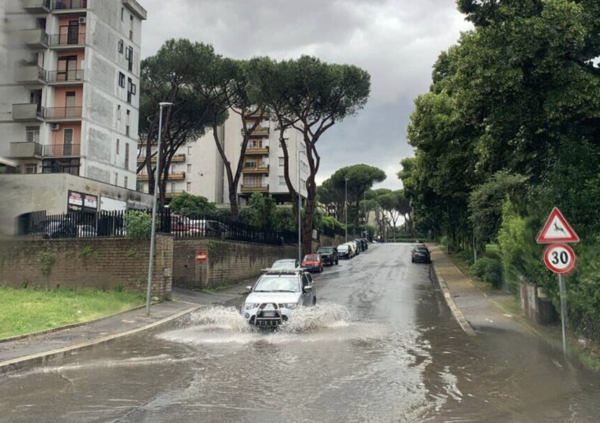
[0,244,599,422]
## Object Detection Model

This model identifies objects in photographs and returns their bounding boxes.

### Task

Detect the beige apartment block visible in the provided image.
[137,112,309,206]
[0,0,147,190]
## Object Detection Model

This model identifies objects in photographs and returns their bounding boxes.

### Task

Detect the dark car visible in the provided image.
[362,238,369,250]
[34,219,78,239]
[302,254,324,273]
[355,239,366,252]
[411,246,431,263]
[317,247,339,266]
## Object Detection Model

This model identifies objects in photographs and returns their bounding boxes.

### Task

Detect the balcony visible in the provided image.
[12,104,43,121]
[19,29,49,49]
[242,127,270,137]
[22,0,51,13]
[10,142,43,159]
[14,65,47,85]
[242,165,270,175]
[48,32,86,48]
[123,0,148,20]
[51,0,88,12]
[47,69,84,85]
[137,154,185,164]
[241,183,269,193]
[43,107,82,121]
[245,146,269,155]
[137,172,186,181]
[43,143,81,157]
[166,190,186,199]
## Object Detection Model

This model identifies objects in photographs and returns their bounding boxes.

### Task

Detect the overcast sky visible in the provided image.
[140,0,472,190]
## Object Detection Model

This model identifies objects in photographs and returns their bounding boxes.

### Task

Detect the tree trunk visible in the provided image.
[302,191,314,256]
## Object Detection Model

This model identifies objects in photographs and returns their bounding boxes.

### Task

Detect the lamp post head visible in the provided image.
[159,102,174,107]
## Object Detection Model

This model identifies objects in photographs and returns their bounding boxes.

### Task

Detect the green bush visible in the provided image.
[440,235,448,246]
[123,211,152,239]
[470,257,503,288]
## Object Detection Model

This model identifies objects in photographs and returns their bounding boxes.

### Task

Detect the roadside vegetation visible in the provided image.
[0,288,144,340]
[400,1,600,345]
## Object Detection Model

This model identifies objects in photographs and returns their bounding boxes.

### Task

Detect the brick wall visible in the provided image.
[0,235,173,298]
[173,240,297,290]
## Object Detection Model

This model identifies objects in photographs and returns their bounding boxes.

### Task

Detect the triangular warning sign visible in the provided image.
[536,207,580,244]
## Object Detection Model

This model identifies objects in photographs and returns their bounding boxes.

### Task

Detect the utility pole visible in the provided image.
[146,102,173,316]
[345,178,348,242]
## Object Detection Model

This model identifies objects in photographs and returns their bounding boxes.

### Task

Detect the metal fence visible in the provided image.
[18,209,297,246]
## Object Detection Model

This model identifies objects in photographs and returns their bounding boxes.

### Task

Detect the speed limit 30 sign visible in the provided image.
[543,244,576,274]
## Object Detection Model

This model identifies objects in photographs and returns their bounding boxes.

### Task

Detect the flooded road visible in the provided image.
[1,244,599,422]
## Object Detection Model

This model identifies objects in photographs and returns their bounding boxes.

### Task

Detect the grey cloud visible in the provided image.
[140,0,472,190]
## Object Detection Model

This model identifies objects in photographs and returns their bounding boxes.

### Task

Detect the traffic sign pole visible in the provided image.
[559,274,568,354]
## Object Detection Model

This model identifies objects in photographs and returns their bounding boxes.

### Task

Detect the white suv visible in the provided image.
[241,269,317,327]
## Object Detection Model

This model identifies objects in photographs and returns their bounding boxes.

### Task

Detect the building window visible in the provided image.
[170,183,176,192]
[126,47,134,72]
[279,176,286,186]
[116,138,120,155]
[279,157,284,166]
[124,176,128,188]
[119,72,125,88]
[118,39,124,54]
[245,158,257,169]
[26,126,40,143]
[121,7,124,22]
[117,105,121,120]
[25,163,38,174]
[187,182,191,192]
[126,110,131,137]
[187,164,192,173]
[124,143,130,170]
[129,15,134,40]
[114,173,118,186]
[187,146,192,155]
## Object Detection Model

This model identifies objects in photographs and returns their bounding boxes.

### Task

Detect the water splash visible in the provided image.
[279,302,351,333]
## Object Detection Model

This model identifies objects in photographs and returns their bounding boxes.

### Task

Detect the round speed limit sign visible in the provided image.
[544,244,576,274]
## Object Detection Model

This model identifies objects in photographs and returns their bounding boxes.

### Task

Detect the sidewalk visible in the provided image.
[427,244,526,335]
[0,301,200,374]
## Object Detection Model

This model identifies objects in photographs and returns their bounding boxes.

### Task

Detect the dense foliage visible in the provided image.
[401,0,600,339]
[123,211,152,239]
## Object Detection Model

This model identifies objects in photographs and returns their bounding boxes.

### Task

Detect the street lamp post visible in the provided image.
[345,178,349,243]
[298,148,306,264]
[146,102,173,316]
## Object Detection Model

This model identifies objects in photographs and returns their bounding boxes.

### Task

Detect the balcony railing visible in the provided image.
[12,104,43,121]
[137,172,186,181]
[47,69,84,83]
[245,146,269,155]
[51,0,87,10]
[242,127,270,137]
[43,143,81,157]
[241,183,269,193]
[21,29,49,48]
[48,32,86,47]
[43,107,82,120]
[22,0,51,13]
[10,142,43,158]
[242,165,270,174]
[15,65,47,85]
[166,190,186,198]
[137,154,185,163]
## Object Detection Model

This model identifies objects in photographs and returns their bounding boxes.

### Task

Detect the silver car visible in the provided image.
[241,269,317,327]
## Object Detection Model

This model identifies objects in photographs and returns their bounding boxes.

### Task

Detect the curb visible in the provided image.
[429,263,477,337]
[0,305,201,376]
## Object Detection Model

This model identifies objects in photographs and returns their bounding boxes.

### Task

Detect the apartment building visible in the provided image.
[137,112,309,205]
[0,0,147,190]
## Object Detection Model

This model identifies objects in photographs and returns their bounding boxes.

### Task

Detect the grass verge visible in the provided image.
[0,288,145,340]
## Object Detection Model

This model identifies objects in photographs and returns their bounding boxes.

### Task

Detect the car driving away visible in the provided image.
[302,254,324,273]
[241,268,317,328]
[411,245,431,263]
[317,246,339,266]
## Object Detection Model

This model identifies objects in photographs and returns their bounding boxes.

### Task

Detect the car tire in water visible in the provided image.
[313,296,317,305]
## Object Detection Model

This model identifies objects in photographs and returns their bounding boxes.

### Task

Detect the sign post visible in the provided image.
[537,208,579,355]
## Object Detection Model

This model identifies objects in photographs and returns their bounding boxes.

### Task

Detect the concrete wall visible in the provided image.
[0,173,152,234]
[519,278,558,325]
[0,235,172,298]
[173,239,297,289]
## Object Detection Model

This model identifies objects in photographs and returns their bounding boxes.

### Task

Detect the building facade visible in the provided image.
[138,112,309,205]
[0,0,146,190]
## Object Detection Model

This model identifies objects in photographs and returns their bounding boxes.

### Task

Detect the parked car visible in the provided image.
[241,268,317,327]
[338,244,352,259]
[355,239,365,252]
[351,240,360,255]
[171,215,202,236]
[271,259,300,269]
[411,246,431,263]
[189,219,230,238]
[302,254,324,273]
[317,246,339,265]
[34,219,78,239]
[77,224,97,238]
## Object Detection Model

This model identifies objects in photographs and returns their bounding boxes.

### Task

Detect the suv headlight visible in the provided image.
[284,303,299,309]
[244,303,257,310]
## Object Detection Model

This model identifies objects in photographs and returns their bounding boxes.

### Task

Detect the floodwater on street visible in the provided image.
[1,244,599,422]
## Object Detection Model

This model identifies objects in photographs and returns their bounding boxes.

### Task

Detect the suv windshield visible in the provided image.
[318,248,334,254]
[254,276,300,292]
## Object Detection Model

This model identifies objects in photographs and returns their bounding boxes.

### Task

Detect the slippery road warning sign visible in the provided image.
[536,207,580,244]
